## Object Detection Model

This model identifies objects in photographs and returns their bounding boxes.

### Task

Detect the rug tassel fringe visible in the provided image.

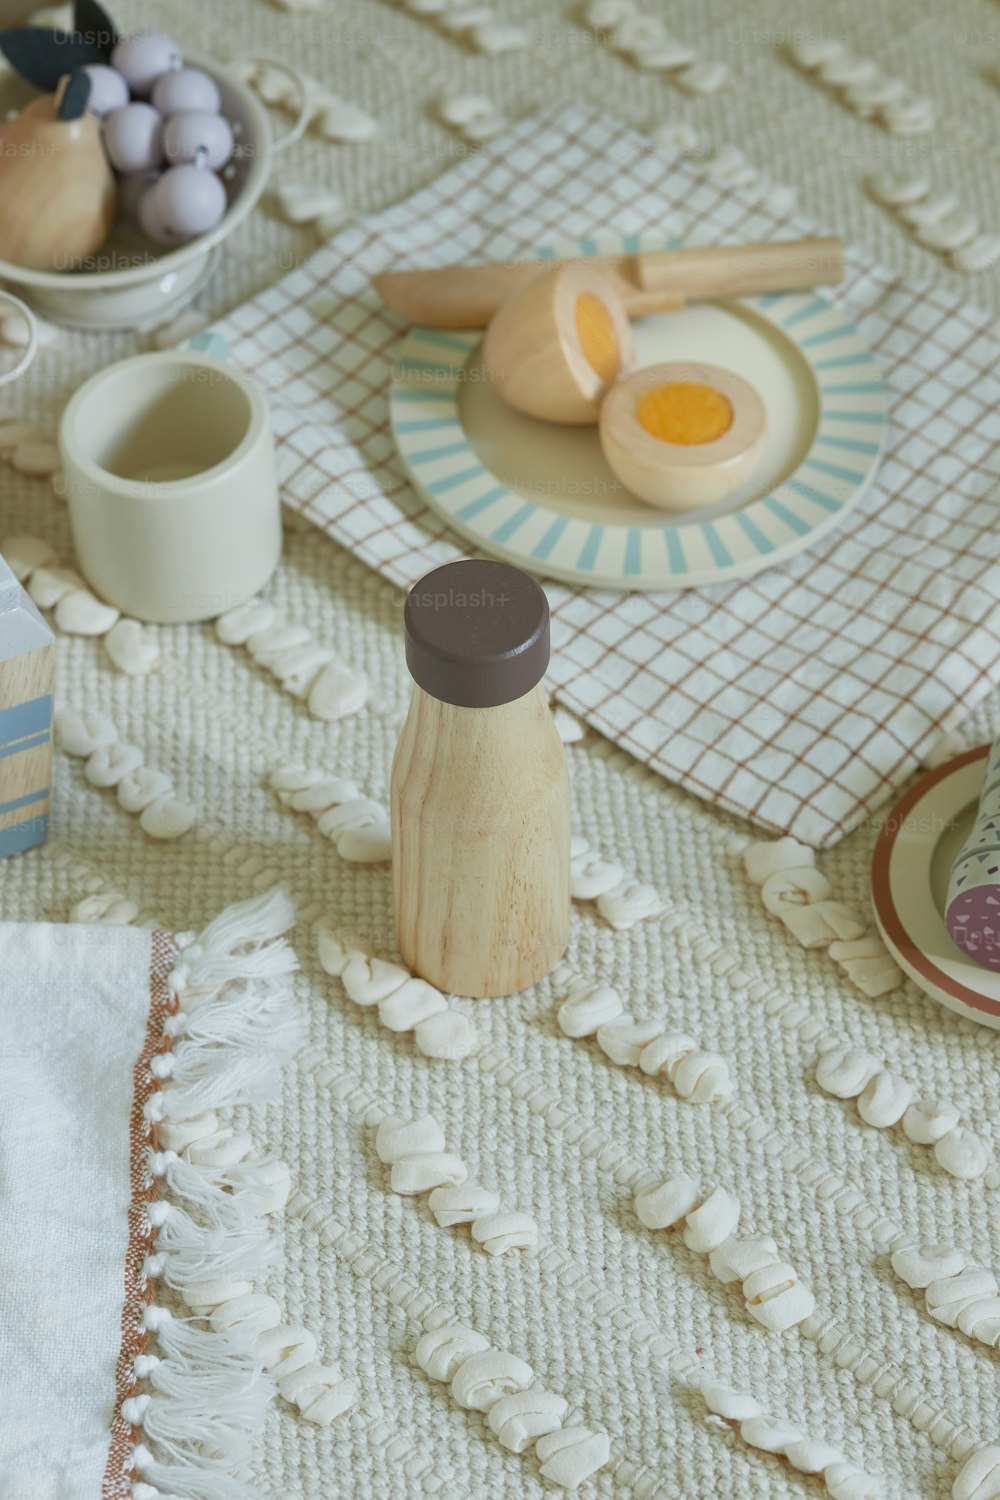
[169,887,299,993]
[132,1439,261,1500]
[157,889,304,1118]
[148,1199,274,1292]
[128,887,300,1500]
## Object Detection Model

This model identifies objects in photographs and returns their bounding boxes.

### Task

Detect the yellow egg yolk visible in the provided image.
[636,381,734,445]
[574,293,619,382]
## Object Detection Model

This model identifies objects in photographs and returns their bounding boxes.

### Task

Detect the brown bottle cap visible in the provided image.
[403,559,551,708]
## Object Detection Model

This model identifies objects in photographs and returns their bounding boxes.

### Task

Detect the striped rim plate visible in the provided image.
[390,233,887,591]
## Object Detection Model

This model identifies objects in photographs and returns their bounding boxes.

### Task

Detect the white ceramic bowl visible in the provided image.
[0,55,285,330]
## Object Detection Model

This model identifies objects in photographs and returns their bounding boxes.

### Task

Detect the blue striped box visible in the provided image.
[0,555,55,857]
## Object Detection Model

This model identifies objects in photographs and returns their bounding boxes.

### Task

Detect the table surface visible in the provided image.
[2,2,999,1497]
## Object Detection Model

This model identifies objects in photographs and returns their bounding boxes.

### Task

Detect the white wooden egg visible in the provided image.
[598,360,767,510]
[482,262,634,425]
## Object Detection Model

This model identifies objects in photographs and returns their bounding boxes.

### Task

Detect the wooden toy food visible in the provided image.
[102,100,162,171]
[162,109,233,170]
[482,263,635,424]
[81,63,128,115]
[0,550,55,857]
[110,30,181,96]
[946,732,1000,970]
[374,236,845,329]
[139,163,228,244]
[599,361,767,511]
[391,558,570,998]
[0,4,233,263]
[151,66,221,115]
[0,84,117,271]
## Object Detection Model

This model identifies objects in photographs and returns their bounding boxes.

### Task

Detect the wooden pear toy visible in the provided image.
[0,74,117,271]
[482,262,635,425]
[599,361,767,512]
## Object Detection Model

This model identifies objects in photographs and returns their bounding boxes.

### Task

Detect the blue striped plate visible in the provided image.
[389,233,886,591]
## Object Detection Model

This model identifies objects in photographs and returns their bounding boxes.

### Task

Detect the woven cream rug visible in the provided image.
[1,1,999,1496]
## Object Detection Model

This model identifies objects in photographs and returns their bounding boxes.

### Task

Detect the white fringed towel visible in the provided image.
[0,891,302,1500]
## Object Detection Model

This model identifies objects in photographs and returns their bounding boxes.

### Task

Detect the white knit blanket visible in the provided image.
[3,4,1000,1497]
[4,818,1000,1500]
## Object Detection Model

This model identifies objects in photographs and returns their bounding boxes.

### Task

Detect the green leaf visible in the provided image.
[73,0,118,60]
[0,27,104,90]
[58,67,92,120]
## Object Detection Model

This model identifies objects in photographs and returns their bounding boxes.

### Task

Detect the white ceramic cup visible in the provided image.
[60,350,281,623]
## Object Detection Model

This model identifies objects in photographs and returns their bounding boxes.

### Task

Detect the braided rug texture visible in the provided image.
[1,0,999,1495]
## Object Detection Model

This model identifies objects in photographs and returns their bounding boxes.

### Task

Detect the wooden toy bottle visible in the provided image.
[391,559,570,998]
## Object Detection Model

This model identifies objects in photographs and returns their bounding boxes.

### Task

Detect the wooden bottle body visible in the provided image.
[391,680,571,998]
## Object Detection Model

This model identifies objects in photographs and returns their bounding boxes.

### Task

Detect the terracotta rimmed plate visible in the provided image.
[871,745,1000,1028]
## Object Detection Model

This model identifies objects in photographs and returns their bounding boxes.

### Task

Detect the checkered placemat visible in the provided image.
[211,103,1000,847]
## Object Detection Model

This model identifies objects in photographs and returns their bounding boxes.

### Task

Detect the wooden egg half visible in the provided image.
[598,361,767,511]
[482,262,635,425]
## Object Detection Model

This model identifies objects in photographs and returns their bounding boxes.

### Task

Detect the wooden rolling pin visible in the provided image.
[372,236,844,329]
